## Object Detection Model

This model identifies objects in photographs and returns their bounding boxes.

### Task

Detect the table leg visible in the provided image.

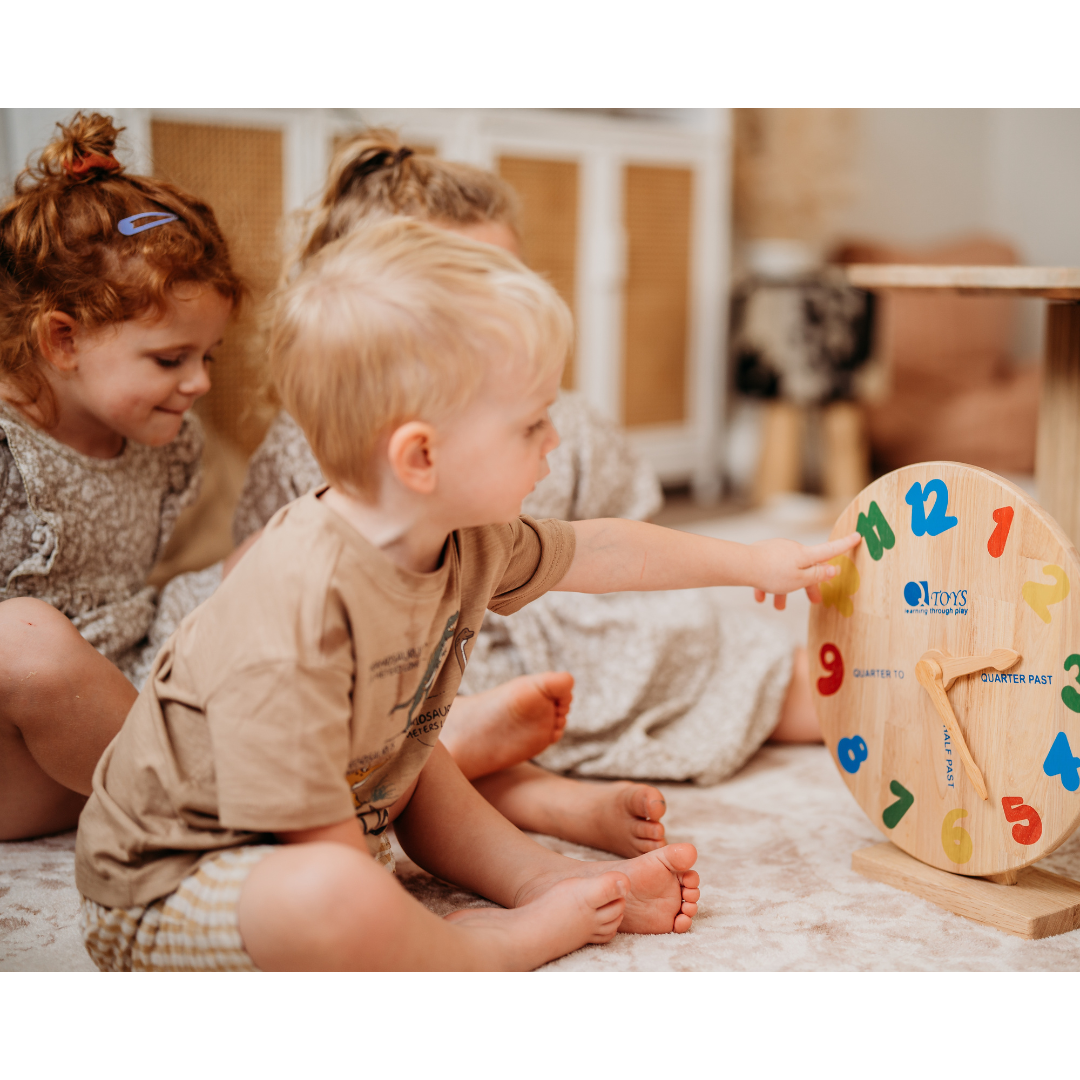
[1037,302,1080,545]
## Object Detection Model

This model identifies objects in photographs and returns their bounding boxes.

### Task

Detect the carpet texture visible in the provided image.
[7,744,1080,971]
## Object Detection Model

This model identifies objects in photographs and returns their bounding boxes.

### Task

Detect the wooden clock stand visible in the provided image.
[852,842,1080,940]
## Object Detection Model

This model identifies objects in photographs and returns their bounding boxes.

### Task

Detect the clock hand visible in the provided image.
[914,657,990,801]
[921,648,1022,691]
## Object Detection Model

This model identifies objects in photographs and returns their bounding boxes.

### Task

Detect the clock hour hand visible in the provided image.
[922,648,1022,690]
[914,657,990,801]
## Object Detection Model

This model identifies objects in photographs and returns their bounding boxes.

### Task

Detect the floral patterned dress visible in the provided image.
[0,402,219,689]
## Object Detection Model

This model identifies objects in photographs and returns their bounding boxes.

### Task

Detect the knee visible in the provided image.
[276,843,368,919]
[0,599,82,680]
[239,843,383,959]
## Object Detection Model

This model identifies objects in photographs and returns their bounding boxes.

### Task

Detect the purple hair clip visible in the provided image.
[118,212,178,236]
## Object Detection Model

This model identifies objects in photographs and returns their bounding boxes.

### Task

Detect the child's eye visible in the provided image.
[527,419,547,436]
[155,356,182,369]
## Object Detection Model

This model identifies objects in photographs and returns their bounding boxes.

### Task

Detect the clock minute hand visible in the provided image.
[923,648,1022,690]
[914,658,990,801]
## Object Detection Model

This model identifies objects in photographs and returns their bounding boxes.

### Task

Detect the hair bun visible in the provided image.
[38,112,124,183]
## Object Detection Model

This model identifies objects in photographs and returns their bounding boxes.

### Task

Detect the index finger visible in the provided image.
[800,531,861,567]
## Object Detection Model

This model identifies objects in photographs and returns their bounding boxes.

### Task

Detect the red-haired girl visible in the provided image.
[0,113,242,841]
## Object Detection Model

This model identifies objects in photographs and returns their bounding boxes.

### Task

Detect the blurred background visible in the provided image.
[3,107,1079,555]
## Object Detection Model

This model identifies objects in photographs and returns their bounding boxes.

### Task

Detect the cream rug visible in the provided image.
[7,743,1080,971]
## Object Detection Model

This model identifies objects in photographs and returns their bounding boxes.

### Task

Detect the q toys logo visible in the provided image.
[903,580,968,616]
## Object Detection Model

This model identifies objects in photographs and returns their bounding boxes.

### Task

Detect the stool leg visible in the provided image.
[1036,302,1080,544]
[822,401,870,507]
[754,401,804,504]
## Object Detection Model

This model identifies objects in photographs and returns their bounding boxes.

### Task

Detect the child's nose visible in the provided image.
[179,359,212,398]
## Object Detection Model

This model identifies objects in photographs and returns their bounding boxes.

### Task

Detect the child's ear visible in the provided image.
[38,312,80,373]
[386,420,438,495]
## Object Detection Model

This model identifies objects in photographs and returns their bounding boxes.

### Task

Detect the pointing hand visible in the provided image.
[752,531,862,610]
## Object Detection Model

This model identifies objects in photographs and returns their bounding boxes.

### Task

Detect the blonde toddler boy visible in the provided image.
[75,219,859,971]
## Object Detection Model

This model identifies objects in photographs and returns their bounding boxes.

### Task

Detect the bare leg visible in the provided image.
[473,762,667,857]
[238,840,630,971]
[440,672,573,780]
[0,598,137,841]
[768,646,822,743]
[396,744,699,935]
[442,673,667,856]
[239,744,698,970]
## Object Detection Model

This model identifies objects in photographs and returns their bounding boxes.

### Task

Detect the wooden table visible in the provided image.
[846,265,1080,546]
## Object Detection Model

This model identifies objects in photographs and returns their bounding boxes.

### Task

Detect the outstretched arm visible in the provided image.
[553,519,861,606]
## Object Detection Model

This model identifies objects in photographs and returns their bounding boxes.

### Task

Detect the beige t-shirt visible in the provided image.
[75,489,575,909]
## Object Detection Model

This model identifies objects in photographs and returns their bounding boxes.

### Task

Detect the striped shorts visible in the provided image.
[80,836,396,972]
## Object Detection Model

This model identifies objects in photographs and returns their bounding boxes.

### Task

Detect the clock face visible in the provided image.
[809,462,1080,877]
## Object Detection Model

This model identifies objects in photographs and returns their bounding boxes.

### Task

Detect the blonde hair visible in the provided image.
[296,128,521,269]
[270,217,571,497]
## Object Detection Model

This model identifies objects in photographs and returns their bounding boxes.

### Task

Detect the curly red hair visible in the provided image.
[0,112,244,426]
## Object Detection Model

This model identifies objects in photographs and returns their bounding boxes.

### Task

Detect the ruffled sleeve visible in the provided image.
[232,411,325,544]
[0,433,48,588]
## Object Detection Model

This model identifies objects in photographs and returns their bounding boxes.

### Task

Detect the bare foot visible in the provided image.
[577,780,668,857]
[473,763,668,857]
[517,842,699,935]
[441,672,574,780]
[444,871,628,968]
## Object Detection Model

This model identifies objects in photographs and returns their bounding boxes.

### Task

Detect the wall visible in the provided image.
[988,109,1080,266]
[832,109,1080,360]
[833,109,1080,261]
[834,110,991,247]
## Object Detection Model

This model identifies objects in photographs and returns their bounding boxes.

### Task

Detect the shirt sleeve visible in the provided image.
[205,657,356,833]
[487,515,576,616]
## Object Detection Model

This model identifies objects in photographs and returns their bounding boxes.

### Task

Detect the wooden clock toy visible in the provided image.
[809,461,1080,938]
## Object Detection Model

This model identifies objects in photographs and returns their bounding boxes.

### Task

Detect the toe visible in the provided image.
[663,843,698,873]
[673,912,693,933]
[592,870,630,907]
[681,901,698,918]
[681,886,700,903]
[679,869,700,890]
[625,784,667,822]
[540,670,575,702]
[633,820,665,841]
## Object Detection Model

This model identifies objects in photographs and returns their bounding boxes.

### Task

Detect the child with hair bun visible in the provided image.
[234,130,824,861]
[0,113,242,842]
